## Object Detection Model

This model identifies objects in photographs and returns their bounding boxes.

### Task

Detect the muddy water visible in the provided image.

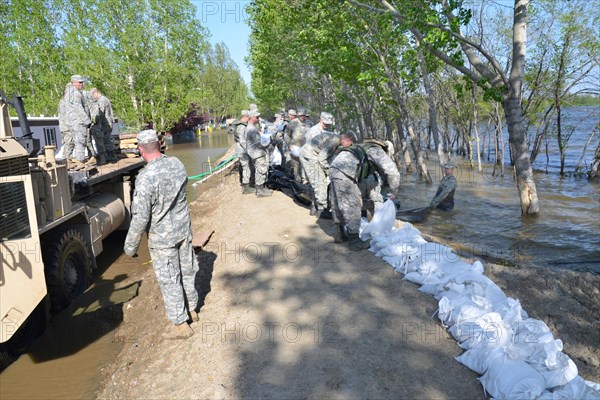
[0,131,234,399]
[397,161,600,273]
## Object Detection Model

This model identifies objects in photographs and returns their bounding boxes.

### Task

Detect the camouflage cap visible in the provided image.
[288,109,297,116]
[297,107,307,116]
[274,113,282,118]
[137,129,159,144]
[71,74,85,82]
[248,103,258,111]
[320,112,334,125]
[241,110,249,117]
[443,161,455,169]
[248,110,261,118]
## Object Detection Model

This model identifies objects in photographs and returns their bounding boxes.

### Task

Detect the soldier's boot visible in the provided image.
[241,183,254,194]
[189,310,199,323]
[334,223,349,243]
[317,209,333,220]
[97,153,107,166]
[347,233,370,251]
[85,156,97,166]
[163,322,194,340]
[255,184,273,198]
[309,203,317,216]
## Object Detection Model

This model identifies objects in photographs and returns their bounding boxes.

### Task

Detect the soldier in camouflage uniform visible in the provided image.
[245,110,273,197]
[63,75,92,163]
[299,130,340,218]
[86,89,107,165]
[430,162,457,211]
[234,110,253,194]
[304,111,334,143]
[124,130,199,339]
[359,138,401,212]
[328,132,371,251]
[285,108,310,184]
[58,84,74,161]
[94,88,117,162]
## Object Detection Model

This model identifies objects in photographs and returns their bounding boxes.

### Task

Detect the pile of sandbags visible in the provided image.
[114,132,167,158]
[360,200,600,399]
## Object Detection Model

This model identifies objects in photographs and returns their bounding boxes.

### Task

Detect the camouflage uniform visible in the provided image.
[245,122,269,186]
[329,149,362,235]
[300,131,340,211]
[359,141,401,210]
[57,93,73,159]
[304,123,324,143]
[284,118,309,183]
[86,93,106,162]
[430,174,457,211]
[97,95,116,161]
[234,120,251,185]
[124,154,199,325]
[64,84,91,162]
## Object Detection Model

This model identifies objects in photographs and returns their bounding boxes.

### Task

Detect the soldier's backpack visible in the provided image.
[339,144,374,182]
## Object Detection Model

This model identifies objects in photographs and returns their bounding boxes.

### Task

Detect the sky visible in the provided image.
[192,1,253,86]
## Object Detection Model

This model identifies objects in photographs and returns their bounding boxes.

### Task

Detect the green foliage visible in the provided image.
[0,0,249,132]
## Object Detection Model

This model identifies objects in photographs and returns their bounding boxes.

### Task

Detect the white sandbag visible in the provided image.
[539,376,600,400]
[360,199,397,239]
[538,355,578,389]
[492,297,528,326]
[456,345,506,375]
[449,312,510,350]
[438,295,491,327]
[479,354,546,399]
[270,146,282,166]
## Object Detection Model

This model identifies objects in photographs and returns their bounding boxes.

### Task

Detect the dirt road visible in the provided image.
[96,166,599,399]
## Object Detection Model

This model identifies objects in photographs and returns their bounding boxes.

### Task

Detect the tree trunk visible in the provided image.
[416,42,446,166]
[502,94,539,214]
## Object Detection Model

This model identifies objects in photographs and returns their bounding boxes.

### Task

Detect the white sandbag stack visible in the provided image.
[359,200,600,399]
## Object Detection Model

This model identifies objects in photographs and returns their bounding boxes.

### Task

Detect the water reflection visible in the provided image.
[397,161,600,274]
[166,130,235,201]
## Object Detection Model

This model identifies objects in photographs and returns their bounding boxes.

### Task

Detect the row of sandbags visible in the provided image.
[359,200,600,399]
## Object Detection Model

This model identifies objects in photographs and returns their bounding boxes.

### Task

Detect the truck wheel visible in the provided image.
[43,229,93,313]
[0,298,49,372]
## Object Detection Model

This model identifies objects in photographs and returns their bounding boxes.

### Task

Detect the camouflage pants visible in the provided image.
[329,171,362,235]
[301,156,329,210]
[149,236,199,325]
[359,174,384,211]
[61,129,74,159]
[252,154,269,186]
[102,127,117,161]
[289,155,307,184]
[72,124,89,162]
[91,125,106,158]
[236,143,251,184]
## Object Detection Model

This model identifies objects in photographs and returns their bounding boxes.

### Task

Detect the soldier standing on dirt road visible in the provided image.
[124,129,199,340]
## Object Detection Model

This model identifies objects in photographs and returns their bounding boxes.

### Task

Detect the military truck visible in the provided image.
[0,96,145,367]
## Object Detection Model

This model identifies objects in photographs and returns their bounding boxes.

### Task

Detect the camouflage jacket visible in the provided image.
[361,143,400,193]
[304,123,324,143]
[64,84,91,128]
[300,131,340,171]
[124,154,192,255]
[98,96,114,129]
[430,175,457,210]
[330,147,361,181]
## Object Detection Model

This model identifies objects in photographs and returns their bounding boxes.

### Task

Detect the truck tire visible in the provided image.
[43,229,93,313]
[0,298,49,372]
